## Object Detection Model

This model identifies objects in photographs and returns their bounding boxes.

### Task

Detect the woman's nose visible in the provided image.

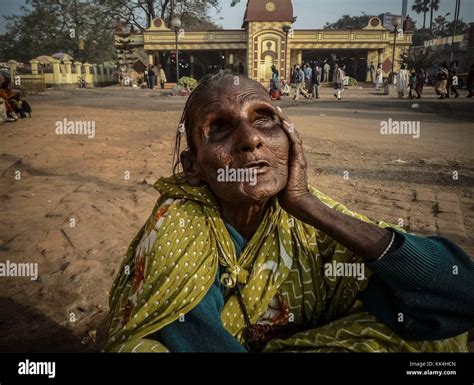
[234,121,263,153]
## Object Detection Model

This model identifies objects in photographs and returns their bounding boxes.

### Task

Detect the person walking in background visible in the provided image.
[292,65,304,100]
[333,63,345,100]
[396,64,410,98]
[303,63,312,94]
[375,64,383,91]
[290,64,297,95]
[447,63,459,98]
[290,64,297,80]
[415,67,425,98]
[293,65,309,100]
[269,64,281,100]
[147,66,155,89]
[436,63,449,99]
[467,64,474,98]
[332,62,338,83]
[311,62,321,99]
[323,61,330,83]
[369,61,375,83]
[158,65,167,89]
[290,65,297,98]
[408,69,417,99]
[271,65,280,84]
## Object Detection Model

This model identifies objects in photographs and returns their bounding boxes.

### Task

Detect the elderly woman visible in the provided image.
[106,71,473,353]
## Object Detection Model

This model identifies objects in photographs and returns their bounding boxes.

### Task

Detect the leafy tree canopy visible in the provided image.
[1,0,224,63]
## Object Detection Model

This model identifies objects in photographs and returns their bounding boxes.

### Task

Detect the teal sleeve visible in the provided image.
[361,229,474,340]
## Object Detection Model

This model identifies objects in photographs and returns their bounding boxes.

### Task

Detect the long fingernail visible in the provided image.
[276,106,282,113]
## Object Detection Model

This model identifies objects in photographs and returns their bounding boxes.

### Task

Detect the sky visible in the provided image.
[207,0,473,29]
[1,0,473,33]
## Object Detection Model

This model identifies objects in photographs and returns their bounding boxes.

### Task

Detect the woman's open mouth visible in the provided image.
[243,160,271,174]
[243,160,271,168]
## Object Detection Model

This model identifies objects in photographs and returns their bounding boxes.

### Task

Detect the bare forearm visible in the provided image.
[290,195,393,262]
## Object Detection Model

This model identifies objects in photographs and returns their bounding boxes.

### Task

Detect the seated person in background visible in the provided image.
[10,94,32,118]
[106,70,474,353]
[280,79,290,96]
[0,77,18,122]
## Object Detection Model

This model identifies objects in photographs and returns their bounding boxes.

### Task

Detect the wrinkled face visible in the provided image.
[185,76,290,205]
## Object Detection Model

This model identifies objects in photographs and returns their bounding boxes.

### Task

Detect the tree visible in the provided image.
[432,14,449,36]
[412,0,430,30]
[0,0,119,63]
[432,15,469,38]
[115,30,138,70]
[412,27,434,46]
[111,0,223,77]
[113,0,222,31]
[1,3,75,62]
[410,13,469,47]
[323,14,373,30]
[0,0,224,63]
[400,46,441,71]
[175,0,223,30]
[429,0,440,31]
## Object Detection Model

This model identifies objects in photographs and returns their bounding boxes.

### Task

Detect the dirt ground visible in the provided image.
[1,85,473,352]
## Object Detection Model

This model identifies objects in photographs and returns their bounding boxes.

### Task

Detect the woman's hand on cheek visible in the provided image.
[275,106,312,218]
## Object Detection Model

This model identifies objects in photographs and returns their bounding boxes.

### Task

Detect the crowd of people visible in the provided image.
[267,59,474,102]
[118,57,474,101]
[122,61,247,90]
[117,64,168,89]
[393,64,424,99]
[143,65,167,89]
[390,61,474,100]
[0,72,32,124]
[432,62,472,99]
[268,61,349,101]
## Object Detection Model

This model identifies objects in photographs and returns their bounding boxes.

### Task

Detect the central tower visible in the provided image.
[243,0,294,82]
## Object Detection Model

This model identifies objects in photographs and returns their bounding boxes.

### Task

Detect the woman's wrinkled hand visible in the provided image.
[275,106,312,217]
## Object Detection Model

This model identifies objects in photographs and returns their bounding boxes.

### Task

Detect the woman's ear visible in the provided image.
[180,149,202,186]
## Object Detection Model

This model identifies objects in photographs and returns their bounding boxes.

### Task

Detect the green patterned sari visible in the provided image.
[105,174,467,352]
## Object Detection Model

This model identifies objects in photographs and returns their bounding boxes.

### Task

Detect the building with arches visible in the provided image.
[115,0,413,84]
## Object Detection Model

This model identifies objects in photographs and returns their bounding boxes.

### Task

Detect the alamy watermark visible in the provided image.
[18,359,55,379]
[55,118,95,139]
[0,260,38,280]
[324,261,365,281]
[217,166,257,186]
[380,118,420,139]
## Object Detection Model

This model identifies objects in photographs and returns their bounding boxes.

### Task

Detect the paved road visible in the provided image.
[27,84,474,120]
